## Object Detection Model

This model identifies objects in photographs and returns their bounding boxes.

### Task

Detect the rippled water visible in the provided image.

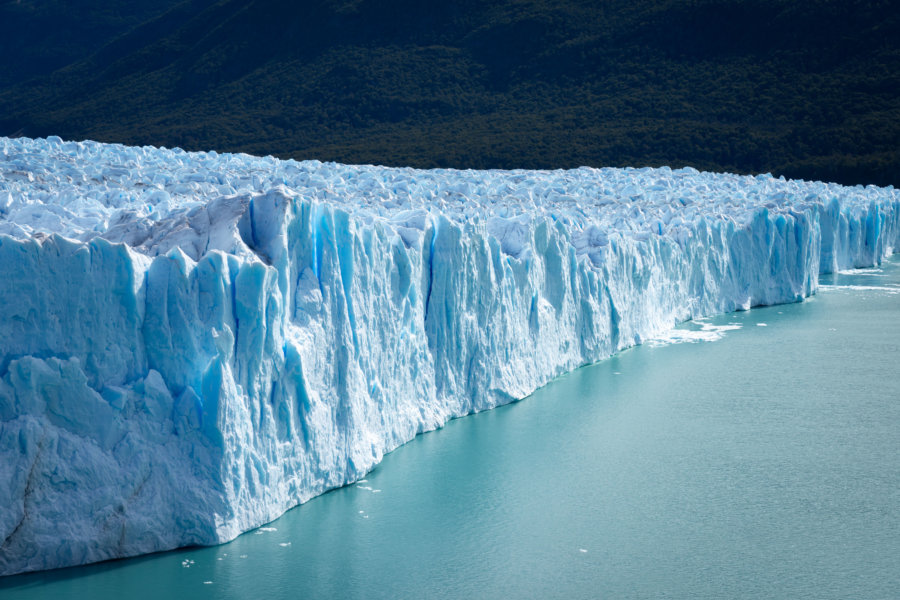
[3,258,899,599]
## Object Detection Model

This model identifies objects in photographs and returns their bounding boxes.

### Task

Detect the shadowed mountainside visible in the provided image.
[1,0,898,185]
[0,0,182,87]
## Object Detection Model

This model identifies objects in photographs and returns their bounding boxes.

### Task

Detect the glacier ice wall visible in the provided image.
[1,136,898,575]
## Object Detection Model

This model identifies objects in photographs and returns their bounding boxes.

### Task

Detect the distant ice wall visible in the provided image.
[1,138,898,575]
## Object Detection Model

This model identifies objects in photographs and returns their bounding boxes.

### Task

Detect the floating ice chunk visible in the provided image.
[647,322,743,347]
[837,267,883,274]
[819,285,900,294]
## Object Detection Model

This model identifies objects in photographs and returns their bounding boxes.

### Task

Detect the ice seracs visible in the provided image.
[1,136,898,575]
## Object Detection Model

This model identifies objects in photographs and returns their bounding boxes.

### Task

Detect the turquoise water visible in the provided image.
[3,259,899,599]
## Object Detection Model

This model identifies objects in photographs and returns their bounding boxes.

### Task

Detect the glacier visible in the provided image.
[0,135,898,576]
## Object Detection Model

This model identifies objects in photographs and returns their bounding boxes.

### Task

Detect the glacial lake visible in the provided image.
[3,258,899,599]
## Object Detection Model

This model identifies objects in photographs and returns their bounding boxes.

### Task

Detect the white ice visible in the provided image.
[1,136,898,575]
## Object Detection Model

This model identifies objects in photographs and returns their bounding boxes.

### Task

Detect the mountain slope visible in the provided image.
[0,0,183,88]
[1,0,898,185]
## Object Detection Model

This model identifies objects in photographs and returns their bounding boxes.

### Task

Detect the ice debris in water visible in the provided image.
[646,321,743,347]
[819,284,900,294]
[1,135,899,576]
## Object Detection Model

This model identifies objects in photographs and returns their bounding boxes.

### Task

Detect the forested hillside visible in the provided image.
[1,0,898,186]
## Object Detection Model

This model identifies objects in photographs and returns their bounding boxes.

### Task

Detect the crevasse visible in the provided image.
[0,136,898,575]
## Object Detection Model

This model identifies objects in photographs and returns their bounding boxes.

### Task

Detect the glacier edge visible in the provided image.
[1,137,898,576]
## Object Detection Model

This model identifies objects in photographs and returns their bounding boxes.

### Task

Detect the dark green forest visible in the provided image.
[1,0,898,186]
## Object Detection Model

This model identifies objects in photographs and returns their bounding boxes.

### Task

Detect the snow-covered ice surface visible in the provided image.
[1,136,898,575]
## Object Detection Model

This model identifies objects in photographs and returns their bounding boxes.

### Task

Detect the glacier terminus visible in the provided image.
[0,136,898,576]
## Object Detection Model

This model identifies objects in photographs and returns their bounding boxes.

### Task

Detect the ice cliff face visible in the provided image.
[1,136,898,575]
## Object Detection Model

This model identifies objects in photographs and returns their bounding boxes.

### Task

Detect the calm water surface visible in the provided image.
[3,259,899,599]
